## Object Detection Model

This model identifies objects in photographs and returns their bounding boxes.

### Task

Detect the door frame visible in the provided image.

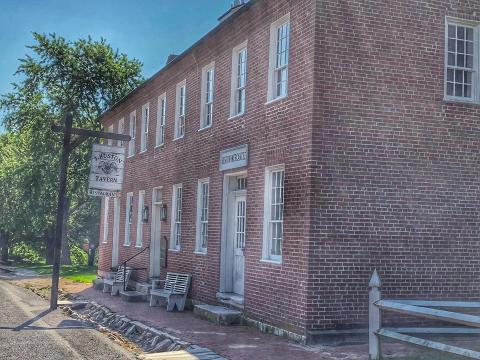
[112,197,120,267]
[219,170,247,294]
[149,186,163,278]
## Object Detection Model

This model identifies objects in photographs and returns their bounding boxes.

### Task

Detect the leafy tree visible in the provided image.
[0,33,143,264]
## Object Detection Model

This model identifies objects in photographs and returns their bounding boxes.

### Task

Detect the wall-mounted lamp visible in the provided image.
[142,205,149,223]
[160,204,168,221]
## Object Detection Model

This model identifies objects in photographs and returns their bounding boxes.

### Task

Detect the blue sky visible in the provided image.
[0,0,231,132]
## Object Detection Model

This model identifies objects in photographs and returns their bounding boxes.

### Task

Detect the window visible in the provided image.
[170,184,183,250]
[140,103,149,152]
[175,81,186,139]
[445,19,479,102]
[200,64,215,129]
[117,118,125,147]
[263,165,285,262]
[268,14,290,101]
[124,192,133,246]
[128,111,136,157]
[196,179,209,253]
[230,42,247,117]
[136,190,145,247]
[107,125,113,146]
[102,197,109,243]
[156,94,166,146]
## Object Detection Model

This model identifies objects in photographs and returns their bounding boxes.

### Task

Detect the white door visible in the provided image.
[112,198,120,267]
[233,195,246,295]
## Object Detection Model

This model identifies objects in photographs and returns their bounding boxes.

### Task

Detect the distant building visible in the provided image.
[97,0,480,344]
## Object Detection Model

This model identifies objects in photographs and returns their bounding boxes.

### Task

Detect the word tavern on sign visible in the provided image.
[88,143,125,197]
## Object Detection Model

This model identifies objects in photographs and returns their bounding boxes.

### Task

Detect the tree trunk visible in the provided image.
[0,231,9,263]
[61,197,71,265]
[45,228,55,265]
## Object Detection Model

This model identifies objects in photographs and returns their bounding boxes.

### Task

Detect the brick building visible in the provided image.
[96,0,480,344]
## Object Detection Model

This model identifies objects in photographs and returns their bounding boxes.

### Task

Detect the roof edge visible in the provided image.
[97,0,255,124]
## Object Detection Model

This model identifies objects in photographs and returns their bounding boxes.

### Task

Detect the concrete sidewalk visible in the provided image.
[79,287,369,360]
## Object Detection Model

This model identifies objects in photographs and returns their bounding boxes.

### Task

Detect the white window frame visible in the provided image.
[444,17,480,104]
[170,184,183,250]
[200,63,215,129]
[107,125,113,146]
[262,164,285,263]
[128,111,136,157]
[140,103,149,152]
[195,178,209,253]
[124,192,134,246]
[117,117,125,147]
[230,41,248,118]
[267,14,290,102]
[136,190,145,247]
[156,93,166,146]
[174,81,186,140]
[102,197,110,243]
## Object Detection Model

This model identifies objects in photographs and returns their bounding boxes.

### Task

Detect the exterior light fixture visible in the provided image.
[142,205,149,223]
[160,204,168,221]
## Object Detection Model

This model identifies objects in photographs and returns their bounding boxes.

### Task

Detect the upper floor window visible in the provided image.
[268,14,290,101]
[156,94,166,146]
[230,42,248,117]
[175,81,186,139]
[124,192,133,246]
[140,103,149,152]
[170,184,183,250]
[263,165,285,263]
[200,64,215,129]
[445,19,479,102]
[128,111,136,157]
[117,117,125,147]
[196,179,209,253]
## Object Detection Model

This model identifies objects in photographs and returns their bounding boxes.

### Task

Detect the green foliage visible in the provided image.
[0,33,143,262]
[10,242,44,264]
[69,243,88,266]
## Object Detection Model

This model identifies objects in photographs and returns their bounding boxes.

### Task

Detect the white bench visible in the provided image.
[149,272,192,311]
[103,266,132,296]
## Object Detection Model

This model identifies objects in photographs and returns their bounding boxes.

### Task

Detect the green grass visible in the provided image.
[15,262,97,283]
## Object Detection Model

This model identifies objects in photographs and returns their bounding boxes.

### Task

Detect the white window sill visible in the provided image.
[102,241,107,244]
[173,136,184,142]
[135,245,142,248]
[127,154,135,158]
[260,258,282,265]
[198,124,212,132]
[443,96,479,105]
[194,250,207,255]
[154,143,165,149]
[228,112,245,121]
[123,243,131,247]
[139,150,147,154]
[265,95,288,106]
[168,248,181,252]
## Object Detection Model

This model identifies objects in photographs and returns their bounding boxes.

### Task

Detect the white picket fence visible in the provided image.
[369,270,480,360]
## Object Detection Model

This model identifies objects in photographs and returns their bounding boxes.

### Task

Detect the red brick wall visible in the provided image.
[308,0,480,333]
[98,0,316,336]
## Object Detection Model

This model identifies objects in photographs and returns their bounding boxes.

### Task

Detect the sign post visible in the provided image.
[50,115,130,310]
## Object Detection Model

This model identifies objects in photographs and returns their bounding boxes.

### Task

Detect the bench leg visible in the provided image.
[150,295,159,307]
[103,283,112,293]
[111,284,122,296]
[174,295,187,312]
[166,296,176,312]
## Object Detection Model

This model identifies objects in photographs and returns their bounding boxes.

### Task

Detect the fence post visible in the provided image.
[369,269,382,360]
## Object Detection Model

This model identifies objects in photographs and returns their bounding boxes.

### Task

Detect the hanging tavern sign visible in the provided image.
[88,144,125,197]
